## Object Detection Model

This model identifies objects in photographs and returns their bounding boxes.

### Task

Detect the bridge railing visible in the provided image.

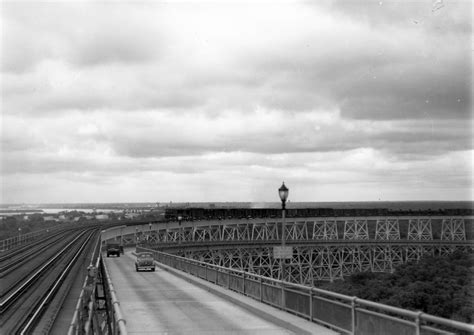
[69,236,127,335]
[138,246,474,335]
[0,224,66,251]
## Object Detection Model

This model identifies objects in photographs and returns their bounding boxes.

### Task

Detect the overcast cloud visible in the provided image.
[1,0,472,203]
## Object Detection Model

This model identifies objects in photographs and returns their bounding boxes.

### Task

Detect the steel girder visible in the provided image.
[176,244,466,284]
[343,219,369,240]
[441,218,466,240]
[408,218,433,240]
[313,220,338,240]
[145,217,468,243]
[375,219,401,240]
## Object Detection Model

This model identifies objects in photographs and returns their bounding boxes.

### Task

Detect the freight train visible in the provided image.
[163,207,473,221]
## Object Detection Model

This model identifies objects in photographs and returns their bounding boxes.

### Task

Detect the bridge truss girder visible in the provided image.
[375,219,401,240]
[343,219,369,240]
[441,218,466,241]
[407,219,433,240]
[123,217,469,245]
[175,244,469,284]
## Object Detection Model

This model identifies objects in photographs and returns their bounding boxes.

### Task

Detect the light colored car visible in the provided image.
[135,252,155,272]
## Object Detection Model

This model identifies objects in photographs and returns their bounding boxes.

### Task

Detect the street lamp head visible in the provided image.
[278,182,289,203]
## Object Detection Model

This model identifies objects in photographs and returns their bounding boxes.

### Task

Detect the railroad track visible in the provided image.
[0,229,82,277]
[0,228,99,334]
[0,226,78,263]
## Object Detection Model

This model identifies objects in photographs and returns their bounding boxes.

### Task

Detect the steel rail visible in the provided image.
[18,230,97,334]
[0,224,77,253]
[0,230,89,312]
[0,226,85,262]
[0,231,77,276]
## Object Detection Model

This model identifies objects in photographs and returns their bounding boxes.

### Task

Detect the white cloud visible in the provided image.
[1,0,472,203]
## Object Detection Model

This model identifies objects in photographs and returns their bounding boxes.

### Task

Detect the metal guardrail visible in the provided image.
[102,256,127,334]
[0,225,65,251]
[138,246,474,335]
[69,237,127,335]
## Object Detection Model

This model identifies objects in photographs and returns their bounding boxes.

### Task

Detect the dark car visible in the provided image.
[106,243,121,257]
[135,252,155,272]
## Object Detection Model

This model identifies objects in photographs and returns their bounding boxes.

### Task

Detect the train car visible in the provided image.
[163,206,472,222]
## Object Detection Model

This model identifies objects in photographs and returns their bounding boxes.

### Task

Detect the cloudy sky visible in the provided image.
[1,0,472,204]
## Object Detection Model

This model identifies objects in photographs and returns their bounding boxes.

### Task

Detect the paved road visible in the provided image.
[105,251,336,334]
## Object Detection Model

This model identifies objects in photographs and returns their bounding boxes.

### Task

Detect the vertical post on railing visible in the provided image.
[309,286,313,321]
[228,270,231,289]
[259,276,263,302]
[351,297,357,335]
[281,281,285,311]
[242,272,245,294]
[415,311,422,335]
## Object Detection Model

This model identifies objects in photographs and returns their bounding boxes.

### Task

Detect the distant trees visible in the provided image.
[320,251,474,323]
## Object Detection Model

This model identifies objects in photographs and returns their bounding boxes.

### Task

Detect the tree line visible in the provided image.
[320,250,474,324]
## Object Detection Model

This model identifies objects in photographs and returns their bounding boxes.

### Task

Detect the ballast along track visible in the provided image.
[0,228,99,334]
[0,228,83,277]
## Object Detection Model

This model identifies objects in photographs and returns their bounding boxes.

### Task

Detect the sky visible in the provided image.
[0,0,472,204]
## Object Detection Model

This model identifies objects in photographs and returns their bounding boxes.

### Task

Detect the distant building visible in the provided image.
[125,213,140,219]
[95,214,109,220]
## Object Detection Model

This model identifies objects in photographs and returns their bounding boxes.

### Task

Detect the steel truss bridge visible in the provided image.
[102,215,473,284]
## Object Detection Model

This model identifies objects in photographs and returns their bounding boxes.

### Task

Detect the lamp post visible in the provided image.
[18,227,22,244]
[135,227,138,244]
[278,182,289,280]
[178,216,183,244]
[279,182,289,248]
[278,182,289,309]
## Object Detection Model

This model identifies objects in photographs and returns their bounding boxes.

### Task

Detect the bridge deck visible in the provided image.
[105,250,336,334]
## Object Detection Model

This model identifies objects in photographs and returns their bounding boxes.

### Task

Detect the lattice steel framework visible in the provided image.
[441,218,466,240]
[375,219,400,240]
[407,219,433,240]
[343,219,369,240]
[119,216,471,283]
[136,217,469,244]
[177,244,468,284]
[313,220,338,240]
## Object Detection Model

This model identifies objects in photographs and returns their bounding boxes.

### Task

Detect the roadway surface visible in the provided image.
[105,251,336,334]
